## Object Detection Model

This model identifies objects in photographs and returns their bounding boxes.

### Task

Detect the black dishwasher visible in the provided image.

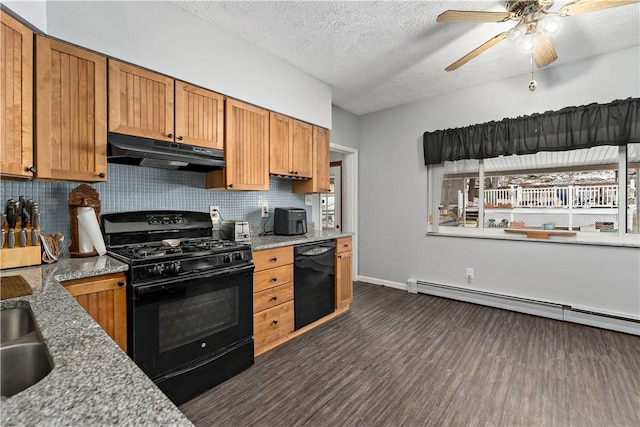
[294,240,336,330]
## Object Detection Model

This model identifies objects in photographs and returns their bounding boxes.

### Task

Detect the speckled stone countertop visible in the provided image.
[251,228,352,250]
[0,256,193,426]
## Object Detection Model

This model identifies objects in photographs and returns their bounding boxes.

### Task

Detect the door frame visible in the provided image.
[329,143,358,279]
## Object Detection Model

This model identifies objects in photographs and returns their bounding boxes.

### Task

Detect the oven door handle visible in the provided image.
[134,263,255,296]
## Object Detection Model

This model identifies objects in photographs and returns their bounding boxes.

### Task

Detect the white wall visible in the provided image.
[358,47,640,319]
[3,1,47,32]
[7,1,331,128]
[331,105,360,149]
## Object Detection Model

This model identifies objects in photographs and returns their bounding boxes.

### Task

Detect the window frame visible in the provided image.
[427,145,640,247]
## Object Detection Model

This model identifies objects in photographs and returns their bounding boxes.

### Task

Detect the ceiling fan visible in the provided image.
[437,0,639,71]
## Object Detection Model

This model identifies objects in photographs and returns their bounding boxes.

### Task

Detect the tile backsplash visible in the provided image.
[1,164,310,239]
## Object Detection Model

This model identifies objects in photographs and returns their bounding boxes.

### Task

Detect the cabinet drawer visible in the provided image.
[254,265,293,293]
[253,246,293,271]
[336,236,352,253]
[254,301,294,349]
[254,283,293,313]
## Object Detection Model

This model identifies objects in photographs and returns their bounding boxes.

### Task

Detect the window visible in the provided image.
[629,143,640,234]
[429,144,639,244]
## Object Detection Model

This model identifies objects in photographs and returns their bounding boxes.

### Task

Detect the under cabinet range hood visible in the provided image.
[107,132,225,172]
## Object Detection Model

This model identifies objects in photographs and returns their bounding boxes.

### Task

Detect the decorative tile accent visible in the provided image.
[1,164,309,239]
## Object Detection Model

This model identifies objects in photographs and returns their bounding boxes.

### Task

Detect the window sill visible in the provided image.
[427,226,640,248]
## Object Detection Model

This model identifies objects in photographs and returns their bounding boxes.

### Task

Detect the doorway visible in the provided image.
[321,161,342,230]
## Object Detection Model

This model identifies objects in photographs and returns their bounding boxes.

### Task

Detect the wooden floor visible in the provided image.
[180,282,640,427]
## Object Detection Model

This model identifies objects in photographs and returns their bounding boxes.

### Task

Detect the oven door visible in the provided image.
[130,264,254,380]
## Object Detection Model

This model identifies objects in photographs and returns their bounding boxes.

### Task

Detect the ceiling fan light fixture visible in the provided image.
[522,31,536,51]
[506,24,526,43]
[538,15,560,34]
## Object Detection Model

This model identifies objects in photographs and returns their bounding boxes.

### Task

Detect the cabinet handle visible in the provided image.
[271,296,278,301]
[271,277,278,282]
[167,133,173,139]
[289,170,295,174]
[177,135,184,141]
[117,281,125,287]
[294,171,299,175]
[26,166,36,173]
[343,244,349,248]
[272,320,278,325]
[338,255,342,259]
[228,184,234,189]
[270,257,278,262]
[98,172,106,178]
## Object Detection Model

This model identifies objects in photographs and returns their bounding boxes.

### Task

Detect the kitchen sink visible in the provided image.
[0,306,53,398]
[1,308,37,344]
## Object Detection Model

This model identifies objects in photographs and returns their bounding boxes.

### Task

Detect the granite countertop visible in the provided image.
[0,256,193,426]
[251,228,352,250]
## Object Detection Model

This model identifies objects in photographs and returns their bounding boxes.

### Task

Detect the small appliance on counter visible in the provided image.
[274,207,308,236]
[220,220,251,242]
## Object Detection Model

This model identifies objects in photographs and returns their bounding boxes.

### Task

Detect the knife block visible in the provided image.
[68,184,102,258]
[0,224,41,270]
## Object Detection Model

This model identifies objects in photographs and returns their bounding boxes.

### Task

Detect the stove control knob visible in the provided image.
[234,252,243,261]
[223,255,231,263]
[169,262,181,274]
[152,265,164,276]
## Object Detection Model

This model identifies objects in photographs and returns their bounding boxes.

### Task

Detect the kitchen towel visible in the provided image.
[77,207,107,256]
[1,275,33,299]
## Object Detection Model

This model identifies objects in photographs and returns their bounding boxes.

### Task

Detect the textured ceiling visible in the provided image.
[169,1,640,116]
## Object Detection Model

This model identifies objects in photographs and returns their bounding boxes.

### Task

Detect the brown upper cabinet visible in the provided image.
[174,81,224,149]
[108,59,174,141]
[269,112,313,179]
[206,99,269,190]
[292,126,330,193]
[35,36,107,182]
[108,60,224,150]
[1,11,34,179]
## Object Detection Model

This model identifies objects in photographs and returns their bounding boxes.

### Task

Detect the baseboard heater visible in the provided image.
[407,279,639,336]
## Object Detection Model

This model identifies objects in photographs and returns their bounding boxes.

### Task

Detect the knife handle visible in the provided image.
[0,229,4,249]
[7,229,15,248]
[19,229,27,247]
[31,229,39,246]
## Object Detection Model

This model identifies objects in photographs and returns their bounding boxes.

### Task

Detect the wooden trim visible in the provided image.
[254,306,350,357]
[503,228,577,239]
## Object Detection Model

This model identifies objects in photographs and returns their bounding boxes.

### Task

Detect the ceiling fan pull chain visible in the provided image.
[529,55,537,92]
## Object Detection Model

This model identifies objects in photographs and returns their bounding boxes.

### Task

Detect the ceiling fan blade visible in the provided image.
[445,32,507,71]
[560,0,639,16]
[437,10,511,23]
[533,33,558,68]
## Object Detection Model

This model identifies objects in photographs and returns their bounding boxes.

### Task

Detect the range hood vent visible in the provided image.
[107,132,225,172]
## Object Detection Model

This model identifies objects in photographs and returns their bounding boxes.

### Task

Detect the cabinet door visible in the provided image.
[174,81,224,149]
[35,36,107,182]
[269,112,292,176]
[291,119,313,178]
[63,273,127,352]
[108,59,174,141]
[292,126,330,193]
[211,98,269,190]
[335,249,353,310]
[1,11,34,179]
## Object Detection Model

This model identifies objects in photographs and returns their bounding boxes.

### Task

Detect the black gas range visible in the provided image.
[102,211,254,405]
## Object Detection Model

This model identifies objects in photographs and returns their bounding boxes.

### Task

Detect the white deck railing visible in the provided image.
[484,185,619,208]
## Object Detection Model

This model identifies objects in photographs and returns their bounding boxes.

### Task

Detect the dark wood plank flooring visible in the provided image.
[180,282,640,426]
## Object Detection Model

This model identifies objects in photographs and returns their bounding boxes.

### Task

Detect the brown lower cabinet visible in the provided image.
[252,236,353,356]
[252,246,294,355]
[62,272,127,352]
[335,236,354,310]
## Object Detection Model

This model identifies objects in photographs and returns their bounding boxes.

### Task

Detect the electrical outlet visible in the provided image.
[466,267,474,283]
[210,206,220,223]
[261,201,269,218]
[304,195,313,206]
